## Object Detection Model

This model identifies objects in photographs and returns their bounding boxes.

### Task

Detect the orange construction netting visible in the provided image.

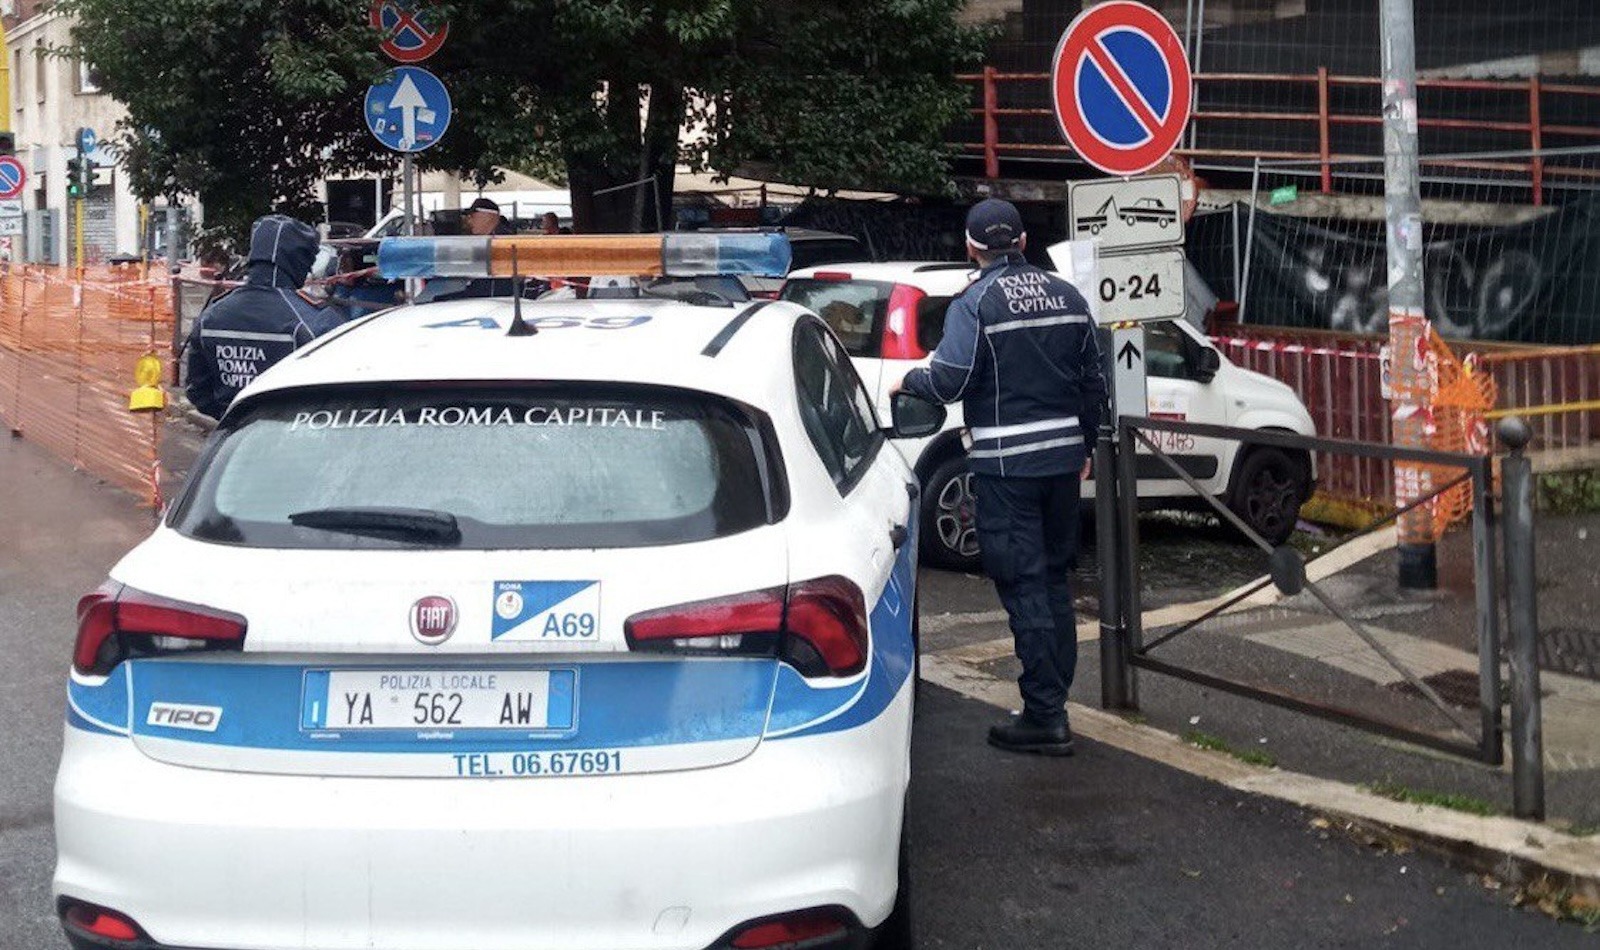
[0,264,173,506]
[1414,326,1497,538]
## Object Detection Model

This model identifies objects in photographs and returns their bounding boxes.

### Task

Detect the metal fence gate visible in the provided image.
[1095,415,1547,815]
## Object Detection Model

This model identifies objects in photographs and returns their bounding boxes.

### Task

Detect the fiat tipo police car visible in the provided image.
[55,234,941,950]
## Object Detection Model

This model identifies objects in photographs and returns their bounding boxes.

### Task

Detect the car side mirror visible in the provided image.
[1193,347,1222,383]
[888,391,946,439]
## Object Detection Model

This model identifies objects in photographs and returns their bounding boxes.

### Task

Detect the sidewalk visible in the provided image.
[922,510,1600,913]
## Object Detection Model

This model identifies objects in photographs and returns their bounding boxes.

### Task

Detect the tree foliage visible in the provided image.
[61,0,988,244]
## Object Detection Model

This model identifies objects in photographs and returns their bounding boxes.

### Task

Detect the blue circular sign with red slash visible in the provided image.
[370,0,449,64]
[0,156,26,201]
[1050,1,1192,177]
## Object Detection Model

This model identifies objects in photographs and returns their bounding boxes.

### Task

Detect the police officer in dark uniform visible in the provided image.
[896,199,1106,756]
[185,215,343,419]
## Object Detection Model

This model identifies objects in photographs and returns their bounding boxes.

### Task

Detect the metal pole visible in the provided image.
[167,201,182,384]
[1498,417,1545,819]
[1116,418,1143,710]
[1238,158,1261,322]
[1096,327,1129,709]
[1190,0,1205,150]
[1381,0,1437,589]
[1230,201,1240,303]
[1469,456,1504,766]
[401,153,415,237]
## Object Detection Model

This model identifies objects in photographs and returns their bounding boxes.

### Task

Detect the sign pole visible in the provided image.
[1096,328,1128,710]
[402,152,415,237]
[1380,0,1436,590]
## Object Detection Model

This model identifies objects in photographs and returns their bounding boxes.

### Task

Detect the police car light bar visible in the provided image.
[376,233,792,281]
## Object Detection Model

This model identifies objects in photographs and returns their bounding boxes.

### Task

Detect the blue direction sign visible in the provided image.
[78,126,97,155]
[364,66,451,153]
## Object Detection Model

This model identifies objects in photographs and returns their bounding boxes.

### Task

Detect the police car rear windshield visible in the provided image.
[169,386,781,550]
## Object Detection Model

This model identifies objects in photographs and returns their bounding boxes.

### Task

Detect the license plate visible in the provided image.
[300,669,576,733]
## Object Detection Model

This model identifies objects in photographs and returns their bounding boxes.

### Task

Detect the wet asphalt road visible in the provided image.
[2,434,1590,948]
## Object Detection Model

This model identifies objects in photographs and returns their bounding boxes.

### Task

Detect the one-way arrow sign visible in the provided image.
[364,65,451,153]
[390,73,427,149]
[1110,324,1147,420]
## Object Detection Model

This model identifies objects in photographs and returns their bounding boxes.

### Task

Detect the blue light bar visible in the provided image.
[377,237,491,279]
[374,232,793,281]
[661,233,792,279]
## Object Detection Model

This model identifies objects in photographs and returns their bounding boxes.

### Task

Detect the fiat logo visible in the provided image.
[410,596,457,645]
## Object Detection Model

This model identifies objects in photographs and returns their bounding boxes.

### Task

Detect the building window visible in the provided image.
[75,60,101,95]
[12,50,21,115]
[33,39,45,104]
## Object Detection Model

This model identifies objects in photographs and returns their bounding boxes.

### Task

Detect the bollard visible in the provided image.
[1498,417,1545,820]
[1096,427,1128,709]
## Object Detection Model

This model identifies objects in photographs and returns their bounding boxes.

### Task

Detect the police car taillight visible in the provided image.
[728,907,853,948]
[61,900,145,943]
[624,587,785,657]
[781,576,868,677]
[624,576,868,678]
[74,581,247,676]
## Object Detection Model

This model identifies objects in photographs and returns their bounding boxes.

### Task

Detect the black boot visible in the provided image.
[988,716,1074,756]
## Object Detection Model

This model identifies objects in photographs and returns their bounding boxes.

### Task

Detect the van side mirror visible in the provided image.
[1193,347,1222,383]
[888,391,946,439]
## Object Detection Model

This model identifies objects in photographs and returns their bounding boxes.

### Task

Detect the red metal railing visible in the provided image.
[1209,326,1391,511]
[956,70,1600,204]
[1205,324,1600,518]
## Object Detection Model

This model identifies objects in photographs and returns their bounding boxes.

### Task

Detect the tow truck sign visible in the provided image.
[1069,174,1184,253]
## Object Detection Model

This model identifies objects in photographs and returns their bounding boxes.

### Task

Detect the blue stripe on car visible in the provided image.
[65,513,921,752]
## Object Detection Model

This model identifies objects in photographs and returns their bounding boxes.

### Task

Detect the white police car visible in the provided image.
[55,234,941,950]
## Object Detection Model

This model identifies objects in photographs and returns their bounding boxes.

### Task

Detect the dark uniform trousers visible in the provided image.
[973,472,1082,728]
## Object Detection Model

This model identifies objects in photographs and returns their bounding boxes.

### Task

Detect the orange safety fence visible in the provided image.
[1212,322,1494,536]
[1413,330,1497,539]
[0,264,173,507]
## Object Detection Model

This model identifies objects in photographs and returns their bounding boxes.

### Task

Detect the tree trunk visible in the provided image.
[640,83,684,232]
[565,82,686,234]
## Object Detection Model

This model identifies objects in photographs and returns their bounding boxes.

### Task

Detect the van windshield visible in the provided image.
[170,386,778,550]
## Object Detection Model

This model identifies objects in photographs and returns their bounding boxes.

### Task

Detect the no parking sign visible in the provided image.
[1050,1,1192,177]
[0,156,26,201]
[370,0,449,64]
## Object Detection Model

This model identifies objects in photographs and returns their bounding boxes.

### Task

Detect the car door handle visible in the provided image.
[889,523,909,550]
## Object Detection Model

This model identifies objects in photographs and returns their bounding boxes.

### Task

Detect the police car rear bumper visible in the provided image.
[53,705,909,950]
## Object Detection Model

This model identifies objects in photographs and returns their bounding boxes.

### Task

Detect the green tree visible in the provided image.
[61,0,987,244]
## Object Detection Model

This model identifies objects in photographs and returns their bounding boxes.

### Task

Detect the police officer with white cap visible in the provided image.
[895,198,1106,756]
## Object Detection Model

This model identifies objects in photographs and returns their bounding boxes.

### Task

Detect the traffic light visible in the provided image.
[0,133,15,156]
[66,157,85,198]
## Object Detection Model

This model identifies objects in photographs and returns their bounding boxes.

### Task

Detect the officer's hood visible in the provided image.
[244,215,318,289]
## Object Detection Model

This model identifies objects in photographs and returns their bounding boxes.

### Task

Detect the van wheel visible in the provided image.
[920,456,983,573]
[1227,447,1309,546]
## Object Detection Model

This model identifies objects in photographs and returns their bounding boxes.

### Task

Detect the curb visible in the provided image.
[920,652,1600,904]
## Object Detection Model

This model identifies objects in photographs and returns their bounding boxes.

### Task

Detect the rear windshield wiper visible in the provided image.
[288,506,461,545]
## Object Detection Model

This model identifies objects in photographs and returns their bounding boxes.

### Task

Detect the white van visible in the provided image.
[782,261,1317,571]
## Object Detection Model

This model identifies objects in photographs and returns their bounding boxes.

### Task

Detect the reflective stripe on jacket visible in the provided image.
[903,252,1107,478]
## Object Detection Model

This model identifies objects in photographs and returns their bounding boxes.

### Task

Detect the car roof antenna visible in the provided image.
[505,245,537,337]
